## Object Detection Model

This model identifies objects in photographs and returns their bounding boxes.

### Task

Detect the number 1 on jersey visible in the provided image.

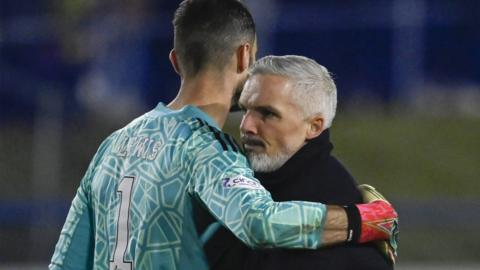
[110,176,135,270]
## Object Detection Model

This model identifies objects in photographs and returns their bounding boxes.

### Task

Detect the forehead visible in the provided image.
[240,74,294,106]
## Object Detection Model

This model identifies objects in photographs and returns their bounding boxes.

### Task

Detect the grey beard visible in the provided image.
[247,151,292,172]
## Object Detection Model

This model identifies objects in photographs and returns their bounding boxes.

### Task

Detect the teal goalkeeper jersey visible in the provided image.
[49,103,328,270]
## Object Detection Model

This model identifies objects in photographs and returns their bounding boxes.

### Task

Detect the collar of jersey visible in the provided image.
[154,102,221,130]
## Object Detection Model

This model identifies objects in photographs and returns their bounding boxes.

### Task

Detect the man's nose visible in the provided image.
[240,112,258,135]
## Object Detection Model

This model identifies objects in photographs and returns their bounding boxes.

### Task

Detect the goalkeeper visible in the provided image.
[50,1,398,270]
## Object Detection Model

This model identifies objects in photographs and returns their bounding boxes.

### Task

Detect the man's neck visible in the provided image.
[167,71,236,128]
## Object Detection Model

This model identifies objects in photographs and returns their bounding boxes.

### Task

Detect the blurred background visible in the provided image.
[1,0,479,269]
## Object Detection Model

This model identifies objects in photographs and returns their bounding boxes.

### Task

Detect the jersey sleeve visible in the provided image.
[49,137,112,270]
[185,129,328,249]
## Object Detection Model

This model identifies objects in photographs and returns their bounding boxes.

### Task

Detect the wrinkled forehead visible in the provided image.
[239,75,261,106]
[239,73,295,106]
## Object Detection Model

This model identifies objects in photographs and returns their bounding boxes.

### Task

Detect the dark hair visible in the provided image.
[173,0,256,77]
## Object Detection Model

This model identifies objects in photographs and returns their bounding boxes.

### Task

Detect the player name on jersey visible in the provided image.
[112,132,163,160]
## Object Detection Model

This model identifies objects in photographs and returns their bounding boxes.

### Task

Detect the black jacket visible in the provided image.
[195,130,392,270]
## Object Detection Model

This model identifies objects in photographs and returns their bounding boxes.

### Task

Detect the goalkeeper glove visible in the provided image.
[343,185,399,263]
[358,184,398,263]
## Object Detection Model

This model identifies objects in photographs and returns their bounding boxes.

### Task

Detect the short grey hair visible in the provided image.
[248,55,337,128]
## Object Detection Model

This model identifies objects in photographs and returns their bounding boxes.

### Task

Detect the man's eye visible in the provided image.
[260,109,275,118]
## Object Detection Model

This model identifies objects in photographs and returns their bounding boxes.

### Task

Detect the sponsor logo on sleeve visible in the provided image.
[222,176,263,190]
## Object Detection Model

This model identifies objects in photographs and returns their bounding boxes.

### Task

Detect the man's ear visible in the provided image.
[169,49,182,75]
[236,43,251,73]
[306,114,325,140]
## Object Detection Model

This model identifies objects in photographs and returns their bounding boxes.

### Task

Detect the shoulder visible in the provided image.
[322,155,357,181]
[305,154,363,203]
[186,117,243,154]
